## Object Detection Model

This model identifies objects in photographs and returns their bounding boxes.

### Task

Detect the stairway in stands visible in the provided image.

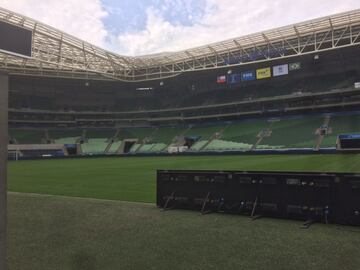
[105,129,121,153]
[314,115,332,150]
[200,125,229,151]
[251,121,275,150]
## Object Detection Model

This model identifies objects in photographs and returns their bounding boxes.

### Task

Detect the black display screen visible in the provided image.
[0,21,32,57]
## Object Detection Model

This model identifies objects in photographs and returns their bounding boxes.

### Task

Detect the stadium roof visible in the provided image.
[0,7,360,81]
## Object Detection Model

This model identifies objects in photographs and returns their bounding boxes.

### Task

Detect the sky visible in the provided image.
[1,0,360,56]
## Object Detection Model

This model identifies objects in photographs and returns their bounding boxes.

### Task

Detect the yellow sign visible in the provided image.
[256,67,271,79]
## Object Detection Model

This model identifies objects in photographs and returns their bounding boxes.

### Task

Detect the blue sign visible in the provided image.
[241,70,255,81]
[339,134,360,139]
[228,73,241,84]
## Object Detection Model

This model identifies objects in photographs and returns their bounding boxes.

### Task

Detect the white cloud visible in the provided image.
[1,0,360,56]
[0,0,108,48]
[115,0,360,55]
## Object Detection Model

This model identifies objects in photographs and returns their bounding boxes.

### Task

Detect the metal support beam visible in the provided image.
[0,72,8,270]
[1,7,360,81]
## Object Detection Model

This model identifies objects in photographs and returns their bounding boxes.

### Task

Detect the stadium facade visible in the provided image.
[1,7,360,156]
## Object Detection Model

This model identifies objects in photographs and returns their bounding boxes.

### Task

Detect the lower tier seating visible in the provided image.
[81,138,108,154]
[107,140,122,154]
[8,111,360,153]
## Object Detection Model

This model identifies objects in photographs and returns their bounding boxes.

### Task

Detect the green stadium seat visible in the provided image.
[107,140,122,154]
[86,129,116,139]
[119,128,154,141]
[322,114,360,147]
[261,116,323,149]
[9,129,45,144]
[190,140,208,150]
[137,143,167,153]
[222,120,266,145]
[81,138,108,154]
[205,139,252,151]
[54,137,79,144]
[185,125,221,140]
[151,126,186,144]
[130,143,141,153]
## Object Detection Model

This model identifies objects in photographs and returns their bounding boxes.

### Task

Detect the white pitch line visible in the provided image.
[8,191,156,206]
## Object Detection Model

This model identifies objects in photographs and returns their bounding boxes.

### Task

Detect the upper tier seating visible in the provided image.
[176,72,358,109]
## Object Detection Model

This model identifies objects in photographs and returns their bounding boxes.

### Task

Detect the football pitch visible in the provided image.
[7,154,360,270]
[8,154,360,203]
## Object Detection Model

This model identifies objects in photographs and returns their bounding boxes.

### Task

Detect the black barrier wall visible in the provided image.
[157,170,360,226]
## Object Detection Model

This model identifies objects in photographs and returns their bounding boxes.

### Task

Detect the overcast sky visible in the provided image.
[1,0,360,56]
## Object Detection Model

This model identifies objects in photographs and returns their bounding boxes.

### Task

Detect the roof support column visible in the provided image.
[0,72,8,270]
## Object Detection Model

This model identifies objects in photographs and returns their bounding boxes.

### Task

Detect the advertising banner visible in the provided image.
[256,67,271,79]
[289,62,301,71]
[273,64,289,77]
[217,75,227,83]
[228,73,241,84]
[241,70,255,81]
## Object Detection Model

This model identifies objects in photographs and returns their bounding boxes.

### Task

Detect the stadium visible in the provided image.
[1,5,360,270]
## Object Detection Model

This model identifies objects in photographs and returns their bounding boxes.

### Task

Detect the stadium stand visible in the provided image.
[81,138,109,154]
[7,111,360,154]
[136,143,168,153]
[7,49,360,119]
[3,8,360,156]
[321,113,360,147]
[129,143,142,153]
[205,139,253,151]
[9,129,44,144]
[151,126,186,144]
[86,129,116,139]
[221,120,266,147]
[53,137,79,144]
[190,140,208,151]
[118,128,154,141]
[106,140,122,154]
[50,129,82,144]
[259,116,324,149]
[50,129,82,139]
[185,125,221,139]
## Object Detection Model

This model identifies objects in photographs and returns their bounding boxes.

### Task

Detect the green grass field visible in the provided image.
[8,154,360,203]
[8,154,360,270]
[8,192,360,270]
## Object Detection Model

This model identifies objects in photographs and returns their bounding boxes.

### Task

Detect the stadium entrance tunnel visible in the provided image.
[64,144,78,155]
[121,140,138,154]
[184,136,201,148]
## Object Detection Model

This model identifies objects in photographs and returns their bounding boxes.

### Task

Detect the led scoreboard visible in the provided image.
[0,21,32,57]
